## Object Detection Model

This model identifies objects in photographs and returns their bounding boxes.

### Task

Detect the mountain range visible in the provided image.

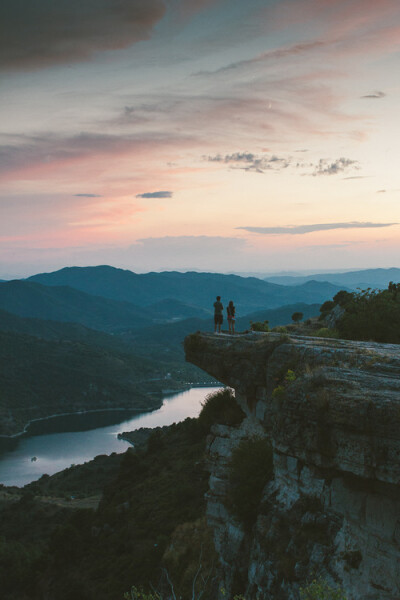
[264,267,400,290]
[28,265,345,314]
[0,264,350,435]
[0,279,210,332]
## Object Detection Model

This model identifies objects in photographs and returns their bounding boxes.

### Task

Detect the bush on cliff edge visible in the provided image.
[227,436,273,527]
[198,388,245,429]
[321,282,400,344]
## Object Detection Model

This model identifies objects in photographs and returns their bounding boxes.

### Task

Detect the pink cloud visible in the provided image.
[267,0,400,34]
[0,131,196,183]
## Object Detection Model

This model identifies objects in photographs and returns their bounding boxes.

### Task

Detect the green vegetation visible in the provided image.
[300,578,347,600]
[272,368,297,401]
[272,325,288,333]
[250,320,269,332]
[26,453,124,498]
[198,388,245,429]
[0,418,211,600]
[322,283,400,343]
[284,369,296,383]
[0,389,249,600]
[272,384,286,400]
[319,300,335,319]
[227,437,273,527]
[291,311,304,323]
[315,327,340,339]
[0,314,212,436]
[0,330,159,435]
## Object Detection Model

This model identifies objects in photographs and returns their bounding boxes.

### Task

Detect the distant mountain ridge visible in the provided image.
[264,267,400,290]
[0,279,155,332]
[28,265,345,313]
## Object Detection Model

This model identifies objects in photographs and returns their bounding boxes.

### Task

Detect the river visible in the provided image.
[0,386,221,488]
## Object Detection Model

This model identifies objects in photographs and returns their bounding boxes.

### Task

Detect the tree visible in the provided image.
[334,283,400,343]
[319,300,334,315]
[291,312,303,323]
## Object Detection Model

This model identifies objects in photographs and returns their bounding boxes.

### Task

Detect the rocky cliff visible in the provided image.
[185,332,400,599]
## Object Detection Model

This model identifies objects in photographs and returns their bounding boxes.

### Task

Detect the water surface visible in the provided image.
[0,386,220,487]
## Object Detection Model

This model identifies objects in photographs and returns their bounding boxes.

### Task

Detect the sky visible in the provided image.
[1,0,399,278]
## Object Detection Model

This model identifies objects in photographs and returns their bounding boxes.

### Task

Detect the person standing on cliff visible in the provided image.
[213,295,223,333]
[227,300,236,334]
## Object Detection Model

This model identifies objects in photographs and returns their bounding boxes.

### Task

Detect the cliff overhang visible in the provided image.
[185,331,400,599]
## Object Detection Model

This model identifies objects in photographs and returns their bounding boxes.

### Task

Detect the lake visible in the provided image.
[0,386,221,488]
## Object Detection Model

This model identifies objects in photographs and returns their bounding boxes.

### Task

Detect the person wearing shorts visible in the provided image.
[213,295,223,333]
[227,300,236,334]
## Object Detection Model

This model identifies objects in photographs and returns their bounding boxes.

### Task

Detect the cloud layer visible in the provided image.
[136,191,173,199]
[361,91,386,99]
[313,158,359,176]
[238,222,398,235]
[206,152,359,177]
[0,0,165,70]
[205,152,291,173]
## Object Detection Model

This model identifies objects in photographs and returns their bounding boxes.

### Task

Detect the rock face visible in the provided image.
[185,332,400,599]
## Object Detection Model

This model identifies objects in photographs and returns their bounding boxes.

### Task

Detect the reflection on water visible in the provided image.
[0,386,221,488]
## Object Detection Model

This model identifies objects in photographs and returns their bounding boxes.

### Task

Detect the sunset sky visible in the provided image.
[1,0,399,277]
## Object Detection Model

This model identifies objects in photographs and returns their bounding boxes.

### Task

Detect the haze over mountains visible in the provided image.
[27,265,345,315]
[0,280,154,332]
[264,267,400,290]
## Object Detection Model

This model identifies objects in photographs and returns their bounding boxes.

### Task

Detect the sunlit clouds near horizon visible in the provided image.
[1,0,399,277]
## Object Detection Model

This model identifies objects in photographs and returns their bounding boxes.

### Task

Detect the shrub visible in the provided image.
[335,284,400,343]
[227,437,273,527]
[300,578,347,600]
[271,369,296,402]
[250,320,269,332]
[272,385,286,400]
[272,326,288,333]
[198,389,245,429]
[284,369,296,383]
[315,328,340,339]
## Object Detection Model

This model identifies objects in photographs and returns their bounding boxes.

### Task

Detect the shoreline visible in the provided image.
[0,382,219,441]
[0,399,164,441]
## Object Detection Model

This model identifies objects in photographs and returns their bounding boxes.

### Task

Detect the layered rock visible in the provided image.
[185,332,400,599]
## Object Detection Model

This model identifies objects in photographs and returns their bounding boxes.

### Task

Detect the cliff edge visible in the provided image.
[185,331,400,599]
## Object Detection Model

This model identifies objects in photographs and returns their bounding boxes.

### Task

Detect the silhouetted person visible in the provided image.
[227,300,236,334]
[213,295,223,333]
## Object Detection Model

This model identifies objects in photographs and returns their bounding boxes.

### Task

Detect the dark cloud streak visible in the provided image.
[136,191,173,198]
[361,91,386,99]
[0,0,165,71]
[205,152,291,173]
[194,40,329,77]
[238,222,398,235]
